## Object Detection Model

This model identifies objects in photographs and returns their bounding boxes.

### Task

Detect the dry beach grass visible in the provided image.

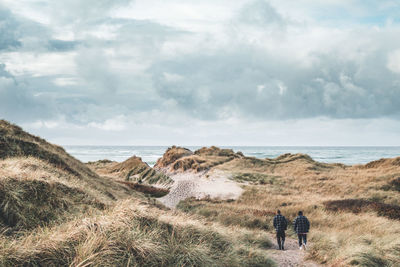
[174,149,400,266]
[2,119,400,266]
[0,120,275,266]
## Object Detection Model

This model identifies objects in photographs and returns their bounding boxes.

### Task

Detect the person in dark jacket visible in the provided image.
[293,211,310,250]
[273,210,288,250]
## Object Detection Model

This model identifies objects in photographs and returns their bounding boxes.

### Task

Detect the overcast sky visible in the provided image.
[0,0,400,146]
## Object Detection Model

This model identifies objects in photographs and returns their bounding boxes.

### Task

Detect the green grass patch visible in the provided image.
[231,173,282,185]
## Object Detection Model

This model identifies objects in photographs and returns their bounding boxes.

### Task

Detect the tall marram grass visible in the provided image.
[178,165,400,267]
[0,199,275,267]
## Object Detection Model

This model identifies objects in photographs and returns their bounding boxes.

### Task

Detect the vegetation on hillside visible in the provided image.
[0,121,276,266]
[87,156,172,185]
[0,199,275,267]
[162,146,400,266]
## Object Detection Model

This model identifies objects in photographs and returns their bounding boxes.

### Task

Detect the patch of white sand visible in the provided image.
[159,169,243,208]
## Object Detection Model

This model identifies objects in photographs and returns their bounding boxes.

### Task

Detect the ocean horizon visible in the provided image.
[64,146,400,166]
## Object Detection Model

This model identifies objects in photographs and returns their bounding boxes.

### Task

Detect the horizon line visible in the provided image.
[63,145,400,147]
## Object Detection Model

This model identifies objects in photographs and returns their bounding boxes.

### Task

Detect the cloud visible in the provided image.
[237,0,285,27]
[149,1,400,120]
[0,7,22,50]
[0,0,399,145]
[387,49,400,74]
[47,40,80,51]
[0,64,53,122]
[88,115,127,131]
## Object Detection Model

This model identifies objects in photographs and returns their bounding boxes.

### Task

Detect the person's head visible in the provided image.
[277,210,281,215]
[298,211,303,216]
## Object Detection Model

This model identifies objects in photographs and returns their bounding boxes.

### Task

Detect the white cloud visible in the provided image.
[1,0,400,145]
[88,115,127,131]
[53,77,79,86]
[387,49,400,74]
[163,72,184,82]
[0,52,77,77]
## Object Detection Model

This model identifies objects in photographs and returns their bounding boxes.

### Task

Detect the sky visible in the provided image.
[0,0,400,146]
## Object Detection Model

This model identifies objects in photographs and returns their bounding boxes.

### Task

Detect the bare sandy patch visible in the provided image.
[159,169,243,208]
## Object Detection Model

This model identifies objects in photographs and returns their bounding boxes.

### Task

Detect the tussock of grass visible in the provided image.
[350,251,390,267]
[388,176,400,191]
[0,177,104,230]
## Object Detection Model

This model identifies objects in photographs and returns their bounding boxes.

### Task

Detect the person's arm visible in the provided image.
[273,216,277,229]
[293,218,297,231]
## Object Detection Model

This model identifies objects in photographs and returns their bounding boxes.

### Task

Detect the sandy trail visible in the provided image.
[267,233,322,267]
[159,170,243,208]
[159,169,321,266]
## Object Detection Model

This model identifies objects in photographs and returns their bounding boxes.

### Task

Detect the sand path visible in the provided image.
[158,170,243,208]
[267,233,323,267]
[159,169,322,266]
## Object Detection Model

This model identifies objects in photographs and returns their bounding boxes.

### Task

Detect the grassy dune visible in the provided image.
[171,148,400,266]
[0,199,275,267]
[3,118,399,266]
[0,120,275,266]
[87,156,172,185]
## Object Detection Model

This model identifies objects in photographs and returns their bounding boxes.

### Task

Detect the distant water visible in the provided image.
[64,146,400,166]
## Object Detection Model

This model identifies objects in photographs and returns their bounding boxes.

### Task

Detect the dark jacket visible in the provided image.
[273,214,288,232]
[293,215,310,234]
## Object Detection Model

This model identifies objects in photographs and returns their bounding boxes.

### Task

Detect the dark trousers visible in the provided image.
[276,231,285,249]
[298,233,307,246]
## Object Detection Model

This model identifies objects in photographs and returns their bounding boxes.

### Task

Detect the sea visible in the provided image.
[64,146,400,167]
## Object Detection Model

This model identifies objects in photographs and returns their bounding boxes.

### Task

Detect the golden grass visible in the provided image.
[87,156,173,185]
[0,199,275,266]
[3,121,400,266]
[175,150,400,266]
[0,122,277,266]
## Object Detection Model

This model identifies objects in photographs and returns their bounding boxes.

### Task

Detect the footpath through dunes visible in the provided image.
[266,233,322,267]
[153,146,245,208]
[151,145,345,209]
[169,145,400,266]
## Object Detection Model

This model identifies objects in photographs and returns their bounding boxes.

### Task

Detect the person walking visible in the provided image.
[273,210,288,250]
[293,211,310,250]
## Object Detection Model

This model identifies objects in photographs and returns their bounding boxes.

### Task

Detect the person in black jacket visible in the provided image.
[273,210,288,250]
[293,211,310,250]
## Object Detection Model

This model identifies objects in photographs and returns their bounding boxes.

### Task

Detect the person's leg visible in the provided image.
[298,234,302,247]
[276,232,282,250]
[281,231,285,250]
[303,234,307,245]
